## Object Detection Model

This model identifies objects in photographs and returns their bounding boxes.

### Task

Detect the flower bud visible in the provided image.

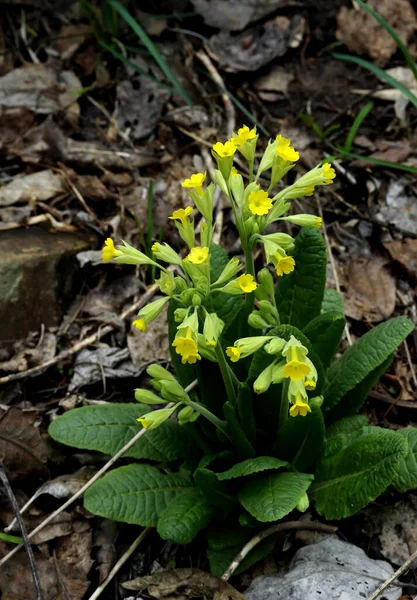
[229,168,244,206]
[258,301,279,326]
[257,268,275,298]
[160,379,190,403]
[309,395,323,409]
[156,271,176,296]
[137,405,178,430]
[178,405,199,425]
[112,240,159,267]
[146,364,176,382]
[174,308,189,323]
[253,361,274,394]
[214,169,228,195]
[260,233,294,251]
[264,337,286,354]
[248,312,269,329]
[296,492,309,513]
[279,214,322,228]
[213,257,242,287]
[151,242,182,265]
[134,389,167,404]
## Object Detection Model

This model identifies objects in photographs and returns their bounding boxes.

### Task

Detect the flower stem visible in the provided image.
[188,399,230,438]
[244,249,256,314]
[215,344,237,406]
[278,378,289,436]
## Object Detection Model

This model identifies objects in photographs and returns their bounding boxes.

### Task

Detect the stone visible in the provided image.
[0,227,94,342]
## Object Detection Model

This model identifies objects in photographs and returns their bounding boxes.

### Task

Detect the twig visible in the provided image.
[0,379,198,568]
[87,528,150,600]
[367,548,417,600]
[195,50,236,138]
[315,194,353,346]
[221,520,338,582]
[56,163,101,226]
[404,339,417,389]
[0,463,45,600]
[0,284,159,385]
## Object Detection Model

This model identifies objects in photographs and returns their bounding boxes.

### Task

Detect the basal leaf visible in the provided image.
[84,464,192,526]
[303,311,345,369]
[223,401,255,459]
[325,415,368,439]
[207,530,275,577]
[237,383,256,444]
[321,288,344,314]
[216,456,288,480]
[276,228,327,329]
[195,467,236,511]
[239,471,313,522]
[157,488,215,544]
[48,404,190,462]
[392,428,417,493]
[313,429,408,519]
[322,317,414,413]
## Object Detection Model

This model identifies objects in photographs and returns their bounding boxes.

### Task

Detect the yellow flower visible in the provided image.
[206,339,217,348]
[305,186,315,196]
[182,172,206,196]
[172,328,202,364]
[132,318,147,332]
[283,345,311,381]
[230,166,240,177]
[102,238,122,262]
[151,242,160,253]
[304,379,316,391]
[248,190,273,216]
[289,393,312,417]
[238,274,257,293]
[184,352,201,364]
[137,416,152,428]
[226,346,241,362]
[276,134,291,147]
[186,246,209,265]
[322,163,336,184]
[213,140,236,158]
[169,206,193,224]
[275,255,295,277]
[231,125,257,147]
[276,134,299,162]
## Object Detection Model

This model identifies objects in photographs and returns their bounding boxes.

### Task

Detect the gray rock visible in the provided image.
[245,538,401,600]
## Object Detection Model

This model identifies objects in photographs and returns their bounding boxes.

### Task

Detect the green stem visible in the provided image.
[188,400,230,438]
[244,249,256,314]
[228,364,240,387]
[278,379,289,436]
[249,160,254,184]
[215,344,237,406]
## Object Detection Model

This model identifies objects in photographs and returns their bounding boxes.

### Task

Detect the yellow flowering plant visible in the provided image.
[50,128,415,575]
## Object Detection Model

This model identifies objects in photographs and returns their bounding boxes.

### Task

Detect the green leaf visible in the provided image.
[207,531,275,577]
[239,472,314,522]
[276,228,327,330]
[321,289,344,314]
[157,488,215,544]
[313,429,408,519]
[237,383,256,444]
[274,406,325,472]
[223,401,255,459]
[326,354,393,423]
[216,456,288,480]
[322,317,414,413]
[194,467,236,511]
[325,415,368,439]
[48,404,190,462]
[303,311,345,369]
[392,428,417,493]
[84,464,192,526]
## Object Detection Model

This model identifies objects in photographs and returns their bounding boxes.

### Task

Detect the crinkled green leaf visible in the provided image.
[276,228,327,329]
[210,243,244,335]
[157,488,215,544]
[303,311,345,369]
[48,404,190,462]
[274,406,325,472]
[207,532,275,577]
[313,429,408,519]
[237,383,256,444]
[84,464,192,526]
[323,317,414,413]
[239,471,313,522]
[195,467,236,511]
[321,288,344,314]
[325,415,368,439]
[392,428,417,493]
[216,456,288,481]
[224,401,255,459]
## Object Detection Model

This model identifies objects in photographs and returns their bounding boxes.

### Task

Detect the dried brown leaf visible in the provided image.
[384,239,417,278]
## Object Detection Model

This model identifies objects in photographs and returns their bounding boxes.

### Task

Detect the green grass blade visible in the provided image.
[147,179,154,252]
[334,52,417,111]
[100,40,174,92]
[344,101,373,152]
[354,0,417,82]
[299,113,326,139]
[0,532,23,544]
[329,143,417,174]
[108,0,193,106]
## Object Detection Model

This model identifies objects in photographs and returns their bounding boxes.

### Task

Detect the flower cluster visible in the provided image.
[226,334,319,416]
[102,126,335,419]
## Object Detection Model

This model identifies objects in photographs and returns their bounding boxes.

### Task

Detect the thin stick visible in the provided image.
[221,520,338,581]
[195,50,236,138]
[315,195,353,346]
[0,379,198,568]
[87,528,150,600]
[367,547,417,600]
[0,284,159,385]
[0,463,45,600]
[404,339,417,389]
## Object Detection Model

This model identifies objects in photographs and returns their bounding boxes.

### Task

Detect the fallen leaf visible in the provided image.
[94,519,118,583]
[254,67,295,101]
[55,24,92,60]
[123,568,246,600]
[0,408,52,480]
[376,179,417,235]
[208,16,305,72]
[384,238,417,277]
[69,344,138,391]
[245,538,401,600]
[365,496,417,566]
[0,64,59,113]
[0,170,65,207]
[127,302,170,370]
[336,0,417,66]
[191,0,289,31]
[344,257,396,322]
[0,332,57,373]
[0,107,34,150]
